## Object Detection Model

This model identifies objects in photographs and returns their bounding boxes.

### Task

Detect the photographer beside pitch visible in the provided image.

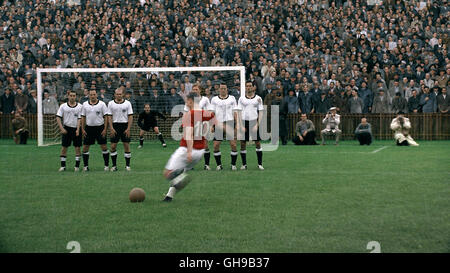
[390,113,419,146]
[320,107,341,145]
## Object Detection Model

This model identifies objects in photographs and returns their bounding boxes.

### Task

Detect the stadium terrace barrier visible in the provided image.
[0,113,449,141]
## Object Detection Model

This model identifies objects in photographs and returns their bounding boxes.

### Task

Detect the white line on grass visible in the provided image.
[371,146,388,154]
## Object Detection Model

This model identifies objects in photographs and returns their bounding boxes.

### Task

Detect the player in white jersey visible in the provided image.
[56,90,83,172]
[184,84,213,170]
[81,89,110,172]
[210,83,239,170]
[236,81,265,170]
[108,88,133,171]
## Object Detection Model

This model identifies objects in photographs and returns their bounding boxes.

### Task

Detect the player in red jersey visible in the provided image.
[162,92,216,202]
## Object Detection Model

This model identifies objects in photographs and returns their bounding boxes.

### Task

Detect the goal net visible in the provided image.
[36,67,245,146]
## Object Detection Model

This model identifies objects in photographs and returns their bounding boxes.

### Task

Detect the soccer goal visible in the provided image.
[36,66,246,146]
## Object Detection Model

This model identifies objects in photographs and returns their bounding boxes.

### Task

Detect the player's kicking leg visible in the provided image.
[162,147,203,202]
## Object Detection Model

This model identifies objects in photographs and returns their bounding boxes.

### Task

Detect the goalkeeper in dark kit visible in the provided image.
[138,103,167,148]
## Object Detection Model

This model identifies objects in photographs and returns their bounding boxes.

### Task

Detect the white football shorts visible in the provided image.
[165,147,205,171]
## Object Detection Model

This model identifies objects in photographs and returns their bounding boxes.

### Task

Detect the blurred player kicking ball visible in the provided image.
[184,84,212,170]
[137,103,167,148]
[162,92,216,202]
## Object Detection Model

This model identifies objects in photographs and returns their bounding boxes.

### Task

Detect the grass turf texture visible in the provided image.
[0,139,448,253]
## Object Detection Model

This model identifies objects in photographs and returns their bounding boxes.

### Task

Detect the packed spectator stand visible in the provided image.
[0,0,448,118]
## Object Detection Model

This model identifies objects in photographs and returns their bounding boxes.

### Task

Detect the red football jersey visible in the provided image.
[180,109,215,150]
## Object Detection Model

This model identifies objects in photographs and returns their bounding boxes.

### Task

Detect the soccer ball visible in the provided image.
[129,187,146,202]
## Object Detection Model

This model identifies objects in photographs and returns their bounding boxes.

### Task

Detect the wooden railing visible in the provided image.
[0,113,449,141]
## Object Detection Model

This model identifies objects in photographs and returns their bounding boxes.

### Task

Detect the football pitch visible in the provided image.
[0,139,448,253]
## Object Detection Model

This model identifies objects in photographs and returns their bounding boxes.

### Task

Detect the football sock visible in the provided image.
[124,152,131,167]
[214,151,222,166]
[60,156,66,168]
[240,150,247,166]
[111,151,117,167]
[158,133,165,144]
[139,137,144,146]
[102,150,109,167]
[231,150,238,166]
[204,150,210,166]
[75,155,81,168]
[166,186,176,198]
[256,148,263,165]
[82,152,89,167]
[167,169,184,180]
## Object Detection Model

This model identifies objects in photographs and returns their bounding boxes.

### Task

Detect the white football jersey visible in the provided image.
[236,94,264,121]
[56,102,82,128]
[210,95,237,122]
[81,100,109,126]
[108,99,133,123]
[184,96,211,111]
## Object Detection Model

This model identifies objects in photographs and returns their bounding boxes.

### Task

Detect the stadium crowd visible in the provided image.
[0,0,449,117]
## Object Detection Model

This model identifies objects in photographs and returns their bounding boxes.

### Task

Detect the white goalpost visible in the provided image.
[36,66,246,147]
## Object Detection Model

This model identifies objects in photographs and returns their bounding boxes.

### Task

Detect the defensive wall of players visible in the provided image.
[0,113,449,141]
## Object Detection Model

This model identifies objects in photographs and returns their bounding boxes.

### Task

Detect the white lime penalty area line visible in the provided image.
[371,146,388,154]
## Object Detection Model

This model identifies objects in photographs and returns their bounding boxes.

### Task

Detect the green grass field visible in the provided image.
[0,138,448,253]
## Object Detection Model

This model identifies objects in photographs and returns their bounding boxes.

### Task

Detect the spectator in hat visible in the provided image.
[354,117,373,146]
[388,80,402,102]
[0,88,15,114]
[124,90,137,112]
[436,88,449,113]
[14,88,28,115]
[42,91,59,114]
[420,87,437,113]
[12,112,29,145]
[348,90,364,114]
[314,91,331,114]
[320,107,341,145]
[391,92,408,114]
[299,85,314,114]
[166,87,185,115]
[358,81,374,114]
[408,90,421,113]
[284,90,300,114]
[372,90,390,113]
[98,88,111,104]
[27,90,38,114]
